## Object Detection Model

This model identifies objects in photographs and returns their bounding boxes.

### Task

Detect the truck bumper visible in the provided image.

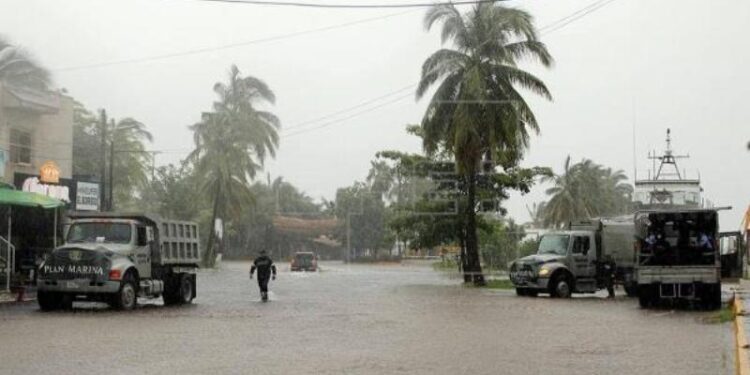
[637,266,719,284]
[512,277,550,291]
[37,279,121,294]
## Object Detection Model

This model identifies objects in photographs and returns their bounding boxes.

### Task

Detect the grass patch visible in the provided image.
[432,259,459,272]
[703,306,736,324]
[484,279,514,289]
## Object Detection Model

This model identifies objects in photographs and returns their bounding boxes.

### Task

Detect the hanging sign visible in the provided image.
[39,161,61,184]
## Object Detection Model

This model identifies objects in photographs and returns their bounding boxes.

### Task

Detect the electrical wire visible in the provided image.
[183,0,503,9]
[52,10,414,73]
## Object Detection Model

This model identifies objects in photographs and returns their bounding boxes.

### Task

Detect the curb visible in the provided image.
[734,293,750,375]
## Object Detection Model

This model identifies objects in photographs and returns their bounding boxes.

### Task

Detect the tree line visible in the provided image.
[1,1,633,283]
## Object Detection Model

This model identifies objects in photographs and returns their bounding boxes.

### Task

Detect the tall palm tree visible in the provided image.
[417,3,552,284]
[0,36,49,89]
[543,156,590,228]
[543,156,633,227]
[189,65,280,266]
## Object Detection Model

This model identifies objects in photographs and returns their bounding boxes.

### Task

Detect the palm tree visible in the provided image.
[417,3,552,284]
[543,156,590,228]
[189,65,280,267]
[543,156,633,227]
[0,36,49,89]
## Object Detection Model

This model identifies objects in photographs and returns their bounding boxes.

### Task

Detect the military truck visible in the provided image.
[634,209,722,309]
[36,212,200,311]
[509,217,636,298]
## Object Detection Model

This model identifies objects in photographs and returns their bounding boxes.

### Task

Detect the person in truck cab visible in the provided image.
[250,250,277,302]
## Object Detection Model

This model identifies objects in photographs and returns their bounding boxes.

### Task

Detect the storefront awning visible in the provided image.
[0,188,65,209]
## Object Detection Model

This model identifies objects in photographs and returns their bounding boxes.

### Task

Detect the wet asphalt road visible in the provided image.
[0,261,735,374]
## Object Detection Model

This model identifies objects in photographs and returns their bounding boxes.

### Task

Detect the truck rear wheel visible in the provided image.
[638,285,656,308]
[112,273,137,310]
[178,274,194,304]
[38,291,62,311]
[624,283,638,298]
[700,284,721,310]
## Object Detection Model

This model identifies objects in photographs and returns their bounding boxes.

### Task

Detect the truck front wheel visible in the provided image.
[550,274,572,298]
[37,291,62,311]
[112,273,137,310]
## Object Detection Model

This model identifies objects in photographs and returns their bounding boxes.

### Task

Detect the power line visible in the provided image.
[282,83,416,132]
[279,0,621,137]
[539,0,619,35]
[185,0,503,9]
[282,91,413,138]
[52,10,414,73]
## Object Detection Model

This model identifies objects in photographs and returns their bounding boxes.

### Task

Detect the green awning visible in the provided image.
[0,189,65,209]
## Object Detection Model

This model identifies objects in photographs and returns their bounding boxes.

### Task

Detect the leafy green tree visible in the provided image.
[0,36,49,89]
[335,182,385,260]
[417,3,552,284]
[141,163,206,220]
[188,65,280,266]
[71,103,153,210]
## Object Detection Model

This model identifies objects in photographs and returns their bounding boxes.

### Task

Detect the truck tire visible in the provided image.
[549,274,572,298]
[516,288,527,296]
[638,285,655,308]
[37,291,62,311]
[163,275,180,306]
[112,273,138,311]
[178,274,194,304]
[701,284,721,310]
[624,283,638,298]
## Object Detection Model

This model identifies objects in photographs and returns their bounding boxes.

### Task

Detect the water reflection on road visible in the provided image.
[0,260,734,374]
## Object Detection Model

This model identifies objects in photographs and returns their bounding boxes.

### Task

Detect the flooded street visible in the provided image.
[0,261,734,374]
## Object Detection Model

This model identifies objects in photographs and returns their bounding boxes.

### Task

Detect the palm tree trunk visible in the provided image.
[204,185,222,268]
[464,173,486,286]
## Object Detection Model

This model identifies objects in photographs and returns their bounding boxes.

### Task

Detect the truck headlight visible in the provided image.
[538,267,550,277]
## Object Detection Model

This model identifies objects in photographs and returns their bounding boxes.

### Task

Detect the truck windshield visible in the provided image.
[538,235,570,256]
[67,223,132,244]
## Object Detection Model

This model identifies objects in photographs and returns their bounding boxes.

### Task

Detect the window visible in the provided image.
[137,226,147,246]
[179,224,184,238]
[10,129,31,164]
[163,223,169,237]
[572,236,590,254]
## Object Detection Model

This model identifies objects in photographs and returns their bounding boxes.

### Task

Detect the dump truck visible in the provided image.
[509,217,636,298]
[36,212,200,311]
[634,208,723,309]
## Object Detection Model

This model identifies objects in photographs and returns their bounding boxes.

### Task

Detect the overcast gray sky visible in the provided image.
[2,0,749,228]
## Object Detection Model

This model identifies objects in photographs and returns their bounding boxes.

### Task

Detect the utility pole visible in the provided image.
[99,110,107,212]
[346,212,351,263]
[108,119,115,212]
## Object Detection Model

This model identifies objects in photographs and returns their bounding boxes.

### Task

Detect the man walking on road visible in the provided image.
[250,250,277,302]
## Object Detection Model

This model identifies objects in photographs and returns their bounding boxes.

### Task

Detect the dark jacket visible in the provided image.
[251,255,277,280]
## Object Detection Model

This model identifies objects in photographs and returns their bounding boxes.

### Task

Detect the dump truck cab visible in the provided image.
[510,217,636,298]
[510,230,599,297]
[37,212,200,311]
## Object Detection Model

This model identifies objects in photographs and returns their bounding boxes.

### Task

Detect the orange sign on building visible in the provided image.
[39,161,60,184]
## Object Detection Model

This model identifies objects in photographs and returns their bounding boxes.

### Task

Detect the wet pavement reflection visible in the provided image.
[0,260,734,374]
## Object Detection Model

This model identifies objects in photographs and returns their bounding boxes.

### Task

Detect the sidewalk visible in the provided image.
[732,279,750,375]
[0,287,36,304]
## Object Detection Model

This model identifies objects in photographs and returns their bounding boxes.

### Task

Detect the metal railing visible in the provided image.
[0,235,15,292]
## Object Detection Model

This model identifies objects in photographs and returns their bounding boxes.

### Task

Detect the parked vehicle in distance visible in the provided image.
[291,252,317,272]
[36,212,200,311]
[635,208,728,309]
[509,217,636,298]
